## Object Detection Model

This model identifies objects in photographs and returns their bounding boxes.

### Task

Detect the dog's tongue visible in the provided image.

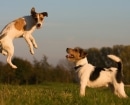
[66,54,73,58]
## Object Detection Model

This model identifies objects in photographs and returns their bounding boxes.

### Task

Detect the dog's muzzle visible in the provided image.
[36,23,42,29]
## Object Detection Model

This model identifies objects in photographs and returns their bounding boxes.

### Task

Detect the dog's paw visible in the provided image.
[30,50,34,55]
[12,65,17,69]
[2,51,7,56]
[33,43,38,49]
[34,45,38,49]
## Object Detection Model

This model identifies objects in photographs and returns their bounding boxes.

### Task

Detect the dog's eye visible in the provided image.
[34,18,38,21]
[74,49,78,52]
[40,18,43,21]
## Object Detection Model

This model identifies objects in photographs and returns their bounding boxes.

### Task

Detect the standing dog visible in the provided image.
[0,7,48,69]
[66,47,127,98]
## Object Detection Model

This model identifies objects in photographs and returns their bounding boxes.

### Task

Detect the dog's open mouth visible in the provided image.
[66,54,74,58]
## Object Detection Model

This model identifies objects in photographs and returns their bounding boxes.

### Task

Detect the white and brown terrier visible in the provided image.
[0,7,48,69]
[66,47,127,98]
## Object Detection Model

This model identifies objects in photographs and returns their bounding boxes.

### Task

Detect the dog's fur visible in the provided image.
[66,47,127,98]
[0,7,48,69]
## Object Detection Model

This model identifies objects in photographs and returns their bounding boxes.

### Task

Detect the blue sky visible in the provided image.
[0,0,130,66]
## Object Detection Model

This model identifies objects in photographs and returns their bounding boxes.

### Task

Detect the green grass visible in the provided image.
[0,82,130,105]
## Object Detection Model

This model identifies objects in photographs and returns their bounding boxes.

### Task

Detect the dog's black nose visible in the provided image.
[36,23,41,28]
[66,48,70,52]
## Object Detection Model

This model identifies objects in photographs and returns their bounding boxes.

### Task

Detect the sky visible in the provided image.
[0,0,130,66]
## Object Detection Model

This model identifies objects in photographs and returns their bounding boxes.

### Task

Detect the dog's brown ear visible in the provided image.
[42,12,48,17]
[84,52,87,57]
[31,7,36,16]
[80,50,87,58]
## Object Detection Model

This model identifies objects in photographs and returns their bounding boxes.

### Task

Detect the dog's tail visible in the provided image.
[107,54,123,83]
[107,54,121,62]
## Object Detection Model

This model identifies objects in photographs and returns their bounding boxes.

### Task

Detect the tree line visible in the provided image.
[0,45,130,85]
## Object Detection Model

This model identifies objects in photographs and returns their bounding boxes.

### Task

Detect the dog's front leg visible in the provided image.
[80,81,86,97]
[24,35,34,55]
[29,35,38,49]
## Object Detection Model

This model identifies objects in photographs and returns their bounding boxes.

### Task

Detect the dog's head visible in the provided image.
[66,47,87,62]
[31,7,48,29]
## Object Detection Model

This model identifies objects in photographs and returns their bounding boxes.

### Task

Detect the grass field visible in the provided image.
[0,82,130,105]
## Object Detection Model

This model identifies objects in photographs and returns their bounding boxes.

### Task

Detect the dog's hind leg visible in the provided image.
[2,49,7,55]
[113,82,128,98]
[0,46,7,55]
[7,54,17,69]
[0,42,8,56]
[3,42,17,69]
[7,51,17,69]
[117,83,128,98]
